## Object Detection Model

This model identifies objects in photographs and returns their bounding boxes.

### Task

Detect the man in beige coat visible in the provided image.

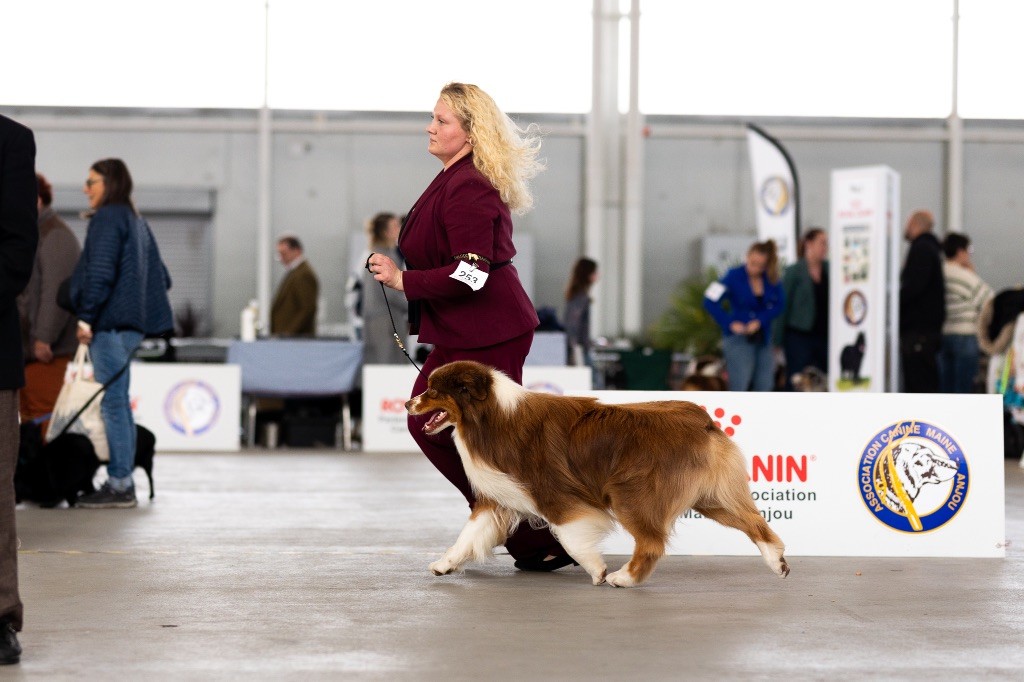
[270,235,318,337]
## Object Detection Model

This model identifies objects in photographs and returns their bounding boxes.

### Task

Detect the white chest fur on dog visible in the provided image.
[452,431,540,517]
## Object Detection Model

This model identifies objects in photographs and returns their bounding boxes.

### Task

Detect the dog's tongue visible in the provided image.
[424,410,448,432]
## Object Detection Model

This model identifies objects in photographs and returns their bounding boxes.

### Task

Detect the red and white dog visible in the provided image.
[406,360,790,587]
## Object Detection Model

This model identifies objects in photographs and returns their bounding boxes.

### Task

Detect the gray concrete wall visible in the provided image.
[12,111,1024,339]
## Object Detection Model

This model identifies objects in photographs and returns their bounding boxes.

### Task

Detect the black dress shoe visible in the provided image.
[0,621,21,665]
[513,554,579,572]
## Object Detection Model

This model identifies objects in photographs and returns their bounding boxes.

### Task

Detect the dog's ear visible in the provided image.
[463,371,491,402]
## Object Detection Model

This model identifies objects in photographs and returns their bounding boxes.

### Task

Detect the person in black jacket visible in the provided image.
[899,210,946,393]
[0,113,38,666]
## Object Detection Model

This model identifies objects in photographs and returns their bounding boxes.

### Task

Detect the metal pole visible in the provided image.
[947,0,963,232]
[585,0,620,338]
[256,0,273,331]
[621,0,644,337]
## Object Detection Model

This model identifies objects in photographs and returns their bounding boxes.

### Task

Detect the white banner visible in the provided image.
[129,363,241,452]
[746,124,798,265]
[362,365,592,452]
[829,166,901,392]
[574,390,1003,558]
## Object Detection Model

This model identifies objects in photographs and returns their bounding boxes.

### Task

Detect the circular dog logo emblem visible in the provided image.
[164,380,221,437]
[759,176,791,216]
[843,290,867,326]
[857,420,968,533]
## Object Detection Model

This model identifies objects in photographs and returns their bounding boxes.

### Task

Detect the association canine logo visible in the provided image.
[759,176,791,216]
[164,380,221,437]
[858,420,968,533]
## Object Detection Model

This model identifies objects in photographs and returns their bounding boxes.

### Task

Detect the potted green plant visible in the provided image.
[649,267,723,358]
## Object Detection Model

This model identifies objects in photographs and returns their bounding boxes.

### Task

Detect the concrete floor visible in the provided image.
[8,451,1024,680]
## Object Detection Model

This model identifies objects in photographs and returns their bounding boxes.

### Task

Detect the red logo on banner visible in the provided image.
[698,405,743,437]
[380,398,406,414]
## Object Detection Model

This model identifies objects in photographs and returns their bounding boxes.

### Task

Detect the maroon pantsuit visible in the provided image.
[399,153,565,561]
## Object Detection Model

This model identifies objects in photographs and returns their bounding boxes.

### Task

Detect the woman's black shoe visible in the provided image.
[513,554,579,572]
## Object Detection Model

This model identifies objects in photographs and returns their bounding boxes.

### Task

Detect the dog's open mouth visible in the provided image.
[423,410,449,433]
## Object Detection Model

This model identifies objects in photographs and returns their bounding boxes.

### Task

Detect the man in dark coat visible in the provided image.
[0,113,38,666]
[899,209,946,393]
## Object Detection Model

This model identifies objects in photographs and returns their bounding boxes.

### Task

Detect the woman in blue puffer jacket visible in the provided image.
[70,158,172,508]
[704,239,784,391]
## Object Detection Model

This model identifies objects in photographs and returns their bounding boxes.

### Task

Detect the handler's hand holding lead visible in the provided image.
[371,254,404,292]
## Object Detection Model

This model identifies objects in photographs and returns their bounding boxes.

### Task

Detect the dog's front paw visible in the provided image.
[605,568,637,588]
[429,557,458,576]
[591,568,607,586]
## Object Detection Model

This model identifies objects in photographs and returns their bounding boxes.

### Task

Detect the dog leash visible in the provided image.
[47,356,133,440]
[365,252,423,374]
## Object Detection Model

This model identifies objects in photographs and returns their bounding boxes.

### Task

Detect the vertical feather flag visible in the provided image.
[746,124,799,265]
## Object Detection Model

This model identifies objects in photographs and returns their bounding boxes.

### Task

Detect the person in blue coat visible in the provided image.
[70,159,173,508]
[704,239,784,391]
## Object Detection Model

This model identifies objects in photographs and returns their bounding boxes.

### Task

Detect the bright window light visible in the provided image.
[958,0,1024,119]
[1,0,266,108]
[639,0,954,118]
[266,0,592,113]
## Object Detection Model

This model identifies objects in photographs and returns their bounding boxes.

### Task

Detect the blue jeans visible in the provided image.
[939,334,979,394]
[91,330,143,483]
[723,334,775,391]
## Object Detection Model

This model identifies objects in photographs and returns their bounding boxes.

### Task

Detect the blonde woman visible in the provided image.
[368,83,575,571]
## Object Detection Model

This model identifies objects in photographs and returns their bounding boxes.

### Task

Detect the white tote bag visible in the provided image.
[46,344,110,462]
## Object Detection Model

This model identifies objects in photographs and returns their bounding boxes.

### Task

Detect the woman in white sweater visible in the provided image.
[940,233,994,393]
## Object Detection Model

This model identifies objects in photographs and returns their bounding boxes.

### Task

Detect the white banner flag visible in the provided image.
[746,124,799,265]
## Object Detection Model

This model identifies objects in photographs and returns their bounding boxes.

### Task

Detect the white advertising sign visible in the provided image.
[576,390,1003,558]
[829,165,901,392]
[362,365,592,452]
[129,363,241,452]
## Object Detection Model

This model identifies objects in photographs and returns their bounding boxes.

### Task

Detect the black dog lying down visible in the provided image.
[16,423,156,508]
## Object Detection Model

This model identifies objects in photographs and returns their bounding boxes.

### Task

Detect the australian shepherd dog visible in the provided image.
[406,360,790,587]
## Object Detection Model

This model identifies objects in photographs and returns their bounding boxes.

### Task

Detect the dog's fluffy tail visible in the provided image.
[707,432,760,514]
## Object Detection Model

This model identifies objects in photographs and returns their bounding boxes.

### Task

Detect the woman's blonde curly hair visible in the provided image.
[440,82,544,215]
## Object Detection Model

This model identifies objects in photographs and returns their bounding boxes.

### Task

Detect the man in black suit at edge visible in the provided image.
[0,113,39,665]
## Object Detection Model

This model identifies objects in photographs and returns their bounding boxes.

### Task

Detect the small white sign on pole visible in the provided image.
[575,390,1003,558]
[362,365,592,452]
[829,166,901,392]
[129,363,241,452]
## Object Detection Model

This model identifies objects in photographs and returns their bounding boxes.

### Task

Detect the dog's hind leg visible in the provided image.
[430,500,514,576]
[604,511,669,588]
[693,505,790,578]
[549,510,615,585]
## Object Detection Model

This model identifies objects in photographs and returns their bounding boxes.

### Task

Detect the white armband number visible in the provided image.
[704,281,727,302]
[450,260,488,291]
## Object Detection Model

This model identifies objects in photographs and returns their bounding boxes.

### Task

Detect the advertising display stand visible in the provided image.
[829,166,901,392]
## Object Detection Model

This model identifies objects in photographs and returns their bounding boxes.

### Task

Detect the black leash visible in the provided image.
[47,356,133,440]
[365,252,423,374]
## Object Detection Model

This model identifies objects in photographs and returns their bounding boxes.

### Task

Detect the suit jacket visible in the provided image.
[271,259,319,336]
[0,115,38,390]
[399,154,539,349]
[704,265,784,345]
